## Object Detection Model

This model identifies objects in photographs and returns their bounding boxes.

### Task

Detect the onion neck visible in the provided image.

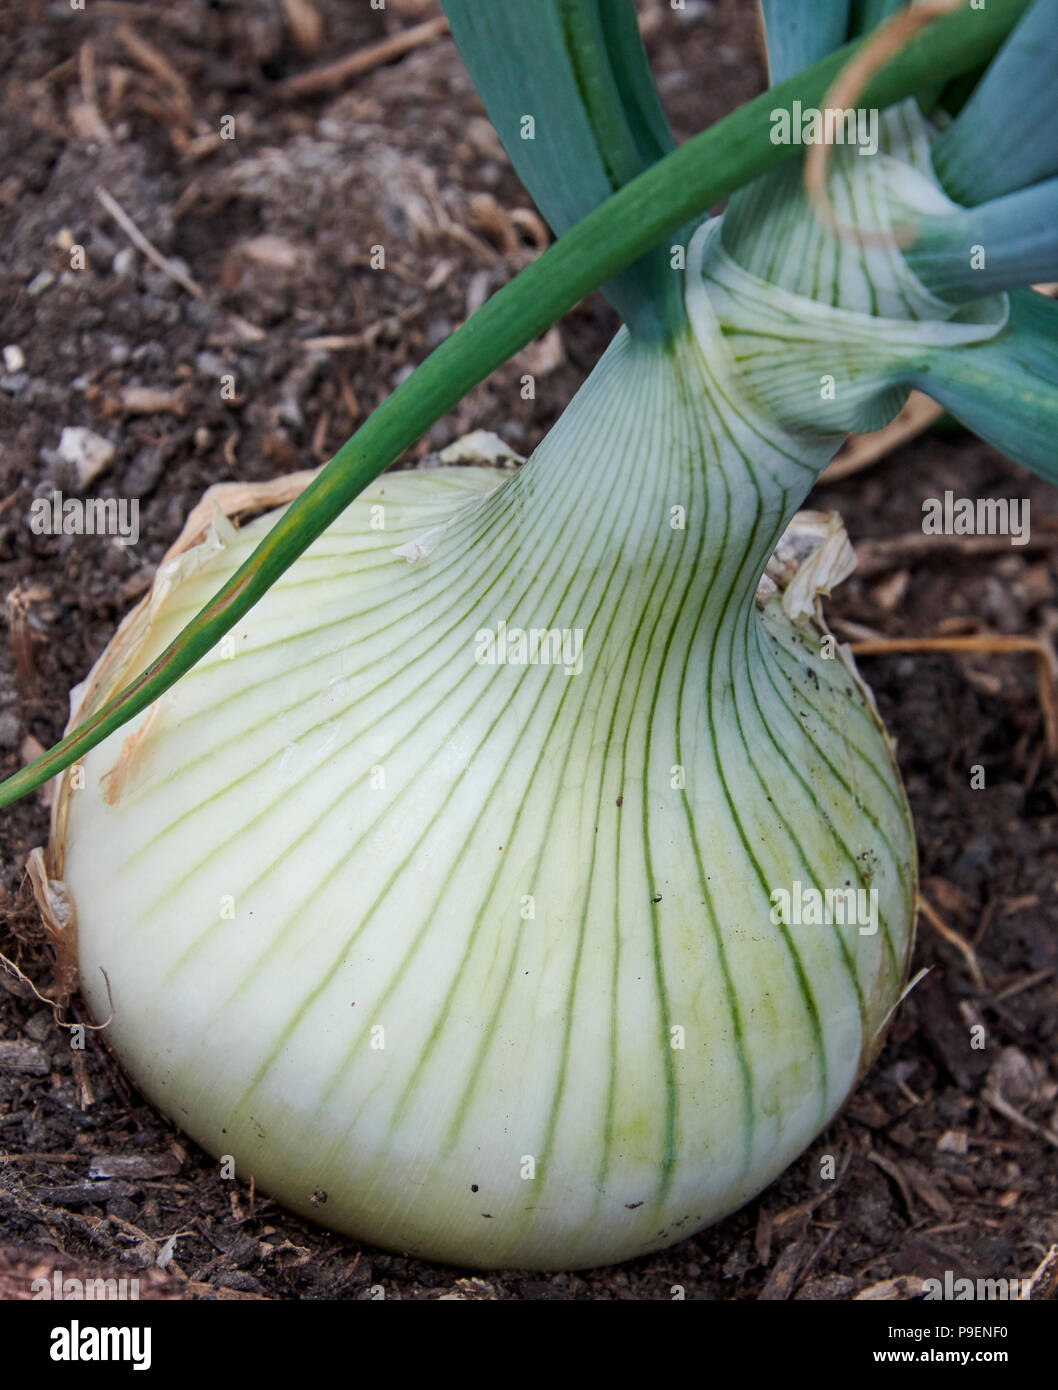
[451,278,839,688]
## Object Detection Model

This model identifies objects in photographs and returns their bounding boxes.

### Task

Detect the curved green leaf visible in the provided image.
[907,177,1058,300]
[441,0,682,337]
[761,1,852,85]
[907,290,1058,481]
[932,0,1058,205]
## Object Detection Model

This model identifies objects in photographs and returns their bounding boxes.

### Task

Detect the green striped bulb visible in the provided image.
[51,233,919,1268]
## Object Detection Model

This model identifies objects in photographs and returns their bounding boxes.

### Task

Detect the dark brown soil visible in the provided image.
[1,0,1055,1301]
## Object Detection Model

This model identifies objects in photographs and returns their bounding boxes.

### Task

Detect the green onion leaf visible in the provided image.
[760,0,852,86]
[907,176,1058,299]
[441,0,682,337]
[907,288,1058,479]
[932,0,1058,204]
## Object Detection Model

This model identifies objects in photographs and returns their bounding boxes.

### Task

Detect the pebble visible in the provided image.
[24,1012,52,1043]
[195,350,226,377]
[124,445,166,498]
[144,261,191,298]
[0,710,20,751]
[989,1046,1039,1108]
[56,425,116,487]
[2,344,25,372]
[27,270,55,296]
[425,316,453,349]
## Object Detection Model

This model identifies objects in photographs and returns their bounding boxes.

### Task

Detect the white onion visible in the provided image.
[43,222,924,1268]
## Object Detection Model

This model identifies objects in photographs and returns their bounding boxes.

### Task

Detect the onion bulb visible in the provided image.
[33,215,936,1270]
